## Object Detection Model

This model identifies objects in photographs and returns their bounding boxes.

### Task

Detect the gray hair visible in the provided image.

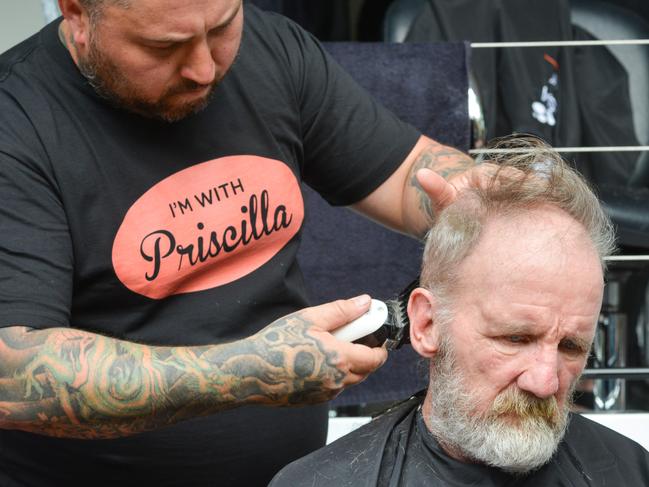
[420,134,616,306]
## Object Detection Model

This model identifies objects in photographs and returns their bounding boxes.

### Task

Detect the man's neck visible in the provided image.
[420,399,472,462]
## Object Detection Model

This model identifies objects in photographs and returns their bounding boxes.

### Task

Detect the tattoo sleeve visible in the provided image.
[0,316,343,439]
[407,141,475,235]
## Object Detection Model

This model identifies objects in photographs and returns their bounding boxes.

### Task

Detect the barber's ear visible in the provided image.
[408,288,442,358]
[58,0,91,51]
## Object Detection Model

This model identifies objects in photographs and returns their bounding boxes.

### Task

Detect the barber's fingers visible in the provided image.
[303,297,388,372]
[338,341,388,376]
[417,162,527,214]
[350,345,388,376]
[303,295,372,333]
[468,162,525,186]
[302,300,388,376]
[342,370,369,387]
[311,326,387,376]
[249,298,389,406]
[416,168,458,210]
[441,162,526,192]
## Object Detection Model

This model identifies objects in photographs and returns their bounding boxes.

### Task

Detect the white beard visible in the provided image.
[425,339,571,474]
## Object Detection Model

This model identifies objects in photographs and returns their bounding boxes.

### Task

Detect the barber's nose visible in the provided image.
[181,41,217,85]
[516,348,560,399]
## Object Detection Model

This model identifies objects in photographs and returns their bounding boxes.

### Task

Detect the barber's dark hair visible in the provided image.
[420,134,616,305]
[79,0,131,20]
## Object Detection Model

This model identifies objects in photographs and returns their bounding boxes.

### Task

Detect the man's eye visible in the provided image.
[560,339,586,355]
[505,335,529,344]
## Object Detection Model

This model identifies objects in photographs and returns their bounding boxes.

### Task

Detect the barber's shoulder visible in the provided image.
[244,2,304,37]
[0,31,42,84]
[244,1,328,57]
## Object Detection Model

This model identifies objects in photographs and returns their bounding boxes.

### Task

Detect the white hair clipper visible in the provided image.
[332,279,418,350]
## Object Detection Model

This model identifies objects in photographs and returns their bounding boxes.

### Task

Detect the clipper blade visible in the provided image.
[337,278,420,349]
[383,278,419,350]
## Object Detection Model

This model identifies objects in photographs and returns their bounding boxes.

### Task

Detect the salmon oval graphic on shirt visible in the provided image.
[112,156,304,299]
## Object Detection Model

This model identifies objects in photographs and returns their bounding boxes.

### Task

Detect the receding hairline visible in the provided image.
[419,134,616,305]
[461,202,604,276]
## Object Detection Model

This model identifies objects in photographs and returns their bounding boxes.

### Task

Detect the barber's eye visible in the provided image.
[145,42,177,54]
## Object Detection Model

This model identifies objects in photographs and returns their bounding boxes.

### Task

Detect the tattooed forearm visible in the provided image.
[0,317,343,439]
[407,142,476,225]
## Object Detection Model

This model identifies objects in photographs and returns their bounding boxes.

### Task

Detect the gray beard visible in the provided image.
[425,338,572,474]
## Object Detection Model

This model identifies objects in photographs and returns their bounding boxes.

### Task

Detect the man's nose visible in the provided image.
[516,347,560,399]
[181,41,217,86]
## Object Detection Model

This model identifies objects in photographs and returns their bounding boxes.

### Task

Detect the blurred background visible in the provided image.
[5,0,649,48]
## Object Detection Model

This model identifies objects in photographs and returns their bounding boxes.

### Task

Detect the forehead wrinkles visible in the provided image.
[457,207,600,289]
[451,212,602,345]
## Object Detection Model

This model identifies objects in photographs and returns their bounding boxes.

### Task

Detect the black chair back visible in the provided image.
[298,41,470,406]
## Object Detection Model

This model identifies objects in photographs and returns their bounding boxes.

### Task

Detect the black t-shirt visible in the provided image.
[0,5,420,487]
[271,394,649,486]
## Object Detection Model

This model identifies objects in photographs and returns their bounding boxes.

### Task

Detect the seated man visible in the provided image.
[270,136,649,486]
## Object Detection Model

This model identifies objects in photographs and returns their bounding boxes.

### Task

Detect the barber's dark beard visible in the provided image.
[77,36,218,123]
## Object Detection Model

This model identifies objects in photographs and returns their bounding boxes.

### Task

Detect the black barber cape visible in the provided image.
[270,393,649,486]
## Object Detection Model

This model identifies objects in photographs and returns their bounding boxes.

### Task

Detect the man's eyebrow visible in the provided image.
[210,4,241,32]
[493,322,537,335]
[144,34,191,44]
[494,323,592,350]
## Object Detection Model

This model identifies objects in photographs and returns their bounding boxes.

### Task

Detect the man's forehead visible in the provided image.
[448,206,604,330]
[99,0,241,28]
[458,206,602,277]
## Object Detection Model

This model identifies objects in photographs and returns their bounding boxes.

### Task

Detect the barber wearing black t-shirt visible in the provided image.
[0,1,480,486]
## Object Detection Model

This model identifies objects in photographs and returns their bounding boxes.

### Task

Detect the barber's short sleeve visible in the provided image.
[0,101,73,330]
[289,26,421,206]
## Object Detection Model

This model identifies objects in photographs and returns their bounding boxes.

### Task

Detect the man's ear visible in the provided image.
[58,0,91,51]
[408,288,442,358]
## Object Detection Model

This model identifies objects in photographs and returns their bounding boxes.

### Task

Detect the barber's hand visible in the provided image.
[415,163,500,213]
[249,295,388,406]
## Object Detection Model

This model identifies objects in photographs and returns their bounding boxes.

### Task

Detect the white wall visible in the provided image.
[328,413,649,450]
[0,0,55,54]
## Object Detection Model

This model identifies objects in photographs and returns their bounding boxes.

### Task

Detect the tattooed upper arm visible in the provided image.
[405,141,476,230]
[408,143,475,184]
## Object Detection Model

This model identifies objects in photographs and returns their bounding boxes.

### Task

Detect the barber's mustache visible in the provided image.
[166,79,216,96]
[488,388,560,426]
